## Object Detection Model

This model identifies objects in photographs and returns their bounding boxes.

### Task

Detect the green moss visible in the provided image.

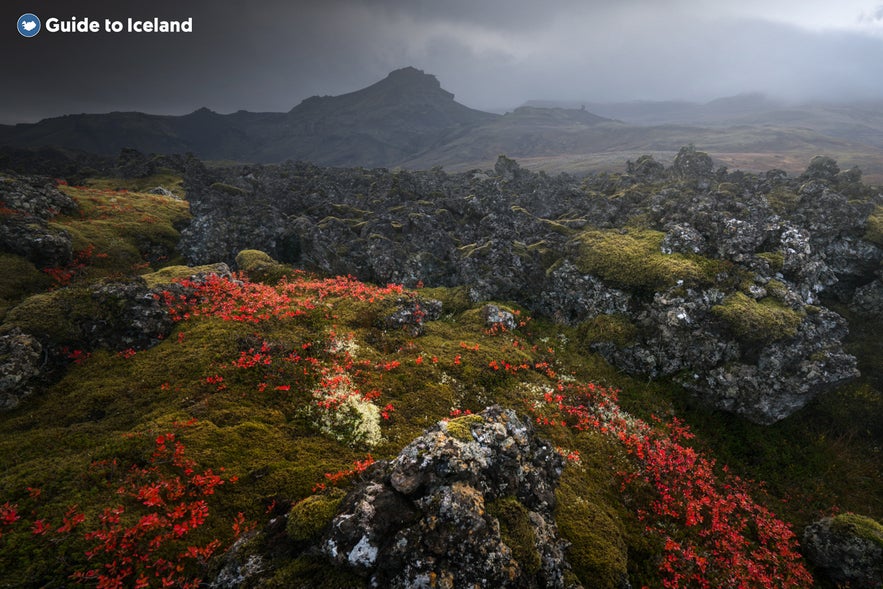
[264,555,365,588]
[444,414,484,442]
[573,228,721,290]
[712,293,803,343]
[3,288,96,343]
[235,249,295,284]
[765,279,789,300]
[865,205,883,246]
[416,285,471,316]
[579,314,638,346]
[287,489,345,542]
[554,440,632,589]
[0,253,52,319]
[140,263,228,288]
[487,497,541,576]
[757,251,785,272]
[832,513,883,548]
[45,185,191,279]
[766,187,800,215]
[84,172,185,196]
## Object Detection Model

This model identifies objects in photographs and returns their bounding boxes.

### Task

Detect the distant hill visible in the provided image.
[0,67,497,168]
[3,69,883,181]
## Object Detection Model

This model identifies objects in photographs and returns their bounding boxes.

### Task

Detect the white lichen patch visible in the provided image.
[347,535,378,567]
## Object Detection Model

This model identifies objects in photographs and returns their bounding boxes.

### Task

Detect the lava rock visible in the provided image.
[0,174,78,267]
[379,296,443,336]
[0,328,43,410]
[483,304,518,331]
[321,406,576,588]
[803,515,883,588]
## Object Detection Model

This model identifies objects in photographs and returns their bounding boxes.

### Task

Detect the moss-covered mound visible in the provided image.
[712,292,804,344]
[573,228,721,291]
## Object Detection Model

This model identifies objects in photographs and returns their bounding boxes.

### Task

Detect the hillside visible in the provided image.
[4,69,883,182]
[1,150,881,588]
[0,68,497,168]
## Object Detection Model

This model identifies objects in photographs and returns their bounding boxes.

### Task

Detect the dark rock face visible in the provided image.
[178,149,882,423]
[0,328,43,409]
[379,296,443,336]
[83,280,177,351]
[321,406,575,588]
[803,515,883,588]
[0,174,78,267]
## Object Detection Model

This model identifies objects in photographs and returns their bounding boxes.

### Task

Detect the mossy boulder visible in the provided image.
[487,496,542,576]
[712,292,803,344]
[287,489,346,543]
[235,249,296,284]
[804,514,883,588]
[573,228,717,291]
[865,205,883,247]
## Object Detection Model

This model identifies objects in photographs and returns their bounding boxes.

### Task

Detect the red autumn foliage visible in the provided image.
[70,433,239,589]
[531,383,813,589]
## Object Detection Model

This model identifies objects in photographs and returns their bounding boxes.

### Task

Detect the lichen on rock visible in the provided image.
[320,405,576,588]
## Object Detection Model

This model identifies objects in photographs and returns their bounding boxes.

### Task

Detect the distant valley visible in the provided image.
[3,67,883,182]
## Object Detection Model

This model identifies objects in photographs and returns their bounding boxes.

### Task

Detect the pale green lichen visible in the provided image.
[316,388,383,450]
[444,414,484,442]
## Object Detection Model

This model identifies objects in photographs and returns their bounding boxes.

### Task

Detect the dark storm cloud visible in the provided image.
[2,0,883,124]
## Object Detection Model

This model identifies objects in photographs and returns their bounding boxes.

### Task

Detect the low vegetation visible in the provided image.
[1,175,880,588]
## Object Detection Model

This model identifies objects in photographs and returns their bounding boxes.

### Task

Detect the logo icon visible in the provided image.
[17,13,41,37]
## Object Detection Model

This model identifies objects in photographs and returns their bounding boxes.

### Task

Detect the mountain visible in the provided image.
[3,69,883,182]
[253,66,498,165]
[0,67,497,168]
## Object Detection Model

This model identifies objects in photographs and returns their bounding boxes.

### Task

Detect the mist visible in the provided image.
[3,0,883,123]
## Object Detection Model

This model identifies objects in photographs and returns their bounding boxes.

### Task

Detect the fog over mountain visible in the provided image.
[3,0,883,124]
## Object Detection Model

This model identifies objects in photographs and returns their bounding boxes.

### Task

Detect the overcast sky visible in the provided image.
[3,0,883,124]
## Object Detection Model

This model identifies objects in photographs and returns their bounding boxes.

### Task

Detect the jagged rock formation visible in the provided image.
[0,328,43,409]
[179,148,881,424]
[803,514,883,588]
[0,174,77,267]
[320,405,575,588]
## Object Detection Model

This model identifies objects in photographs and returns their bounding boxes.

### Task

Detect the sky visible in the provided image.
[3,0,883,124]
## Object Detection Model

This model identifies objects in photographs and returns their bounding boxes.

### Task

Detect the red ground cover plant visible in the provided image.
[43,244,108,286]
[70,432,241,589]
[530,383,813,589]
[0,429,242,589]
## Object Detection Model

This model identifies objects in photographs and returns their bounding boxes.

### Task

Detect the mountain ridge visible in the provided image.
[3,67,883,181]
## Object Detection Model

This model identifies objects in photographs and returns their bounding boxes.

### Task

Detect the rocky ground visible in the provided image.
[178,147,882,424]
[1,149,881,588]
